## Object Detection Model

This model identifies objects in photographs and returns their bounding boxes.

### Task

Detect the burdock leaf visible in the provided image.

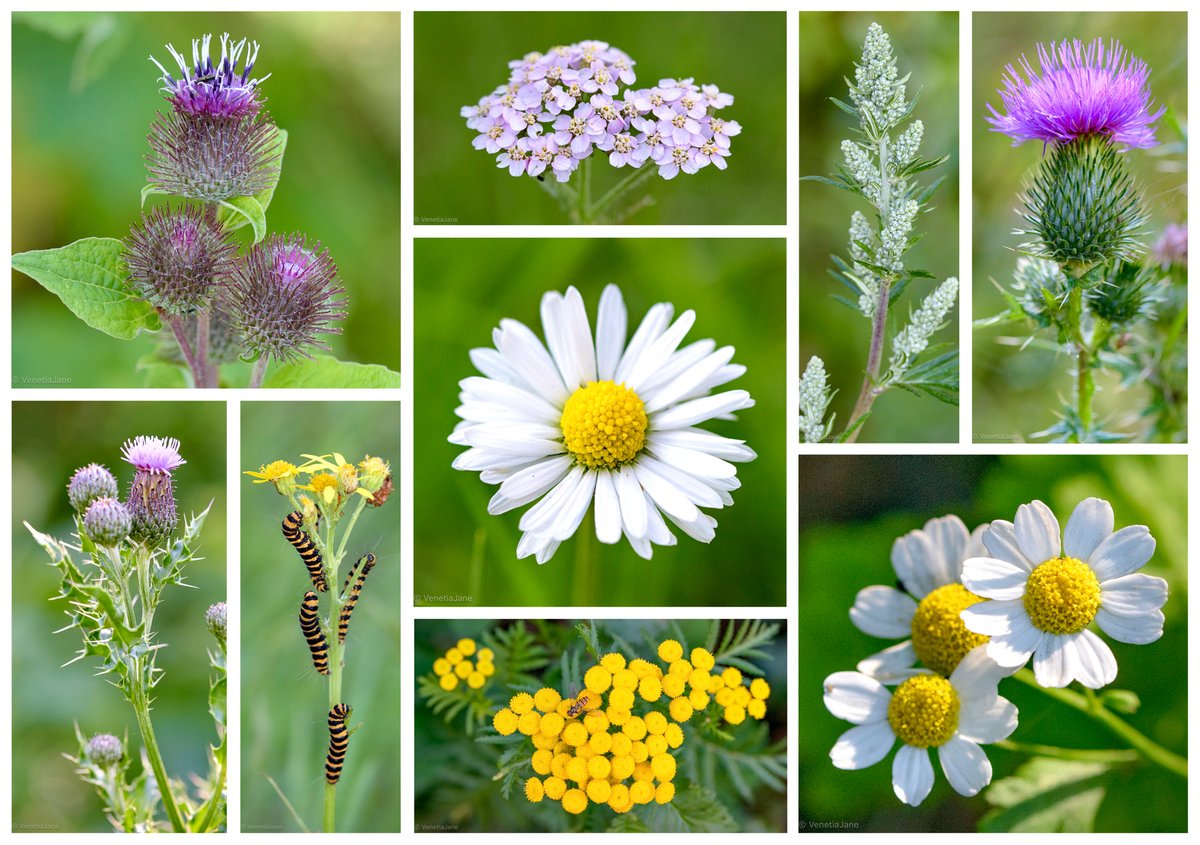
[217,196,266,245]
[217,127,287,238]
[11,238,161,340]
[263,355,401,389]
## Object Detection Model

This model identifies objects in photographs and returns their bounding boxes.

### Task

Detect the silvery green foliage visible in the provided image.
[798,356,835,444]
[802,22,959,442]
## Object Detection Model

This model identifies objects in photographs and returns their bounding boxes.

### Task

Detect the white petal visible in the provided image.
[593,470,622,544]
[650,389,753,430]
[949,644,1006,699]
[963,523,989,561]
[633,462,700,524]
[457,376,563,423]
[856,640,918,681]
[516,530,560,564]
[641,491,676,547]
[646,428,756,462]
[635,454,724,509]
[986,614,1044,668]
[641,345,735,413]
[595,284,627,381]
[960,598,1024,636]
[615,302,673,383]
[497,318,570,405]
[1030,633,1073,688]
[623,309,695,392]
[644,442,737,480]
[469,346,520,384]
[922,515,970,589]
[459,422,564,455]
[960,556,1029,601]
[830,721,896,770]
[1014,500,1060,564]
[938,737,992,797]
[639,339,715,398]
[518,466,586,534]
[822,671,890,724]
[488,455,573,514]
[614,464,648,541]
[1068,629,1118,688]
[662,509,717,544]
[890,528,940,600]
[957,695,1018,744]
[892,745,934,807]
[1088,525,1156,581]
[540,287,596,389]
[849,586,917,638]
[1063,497,1114,561]
[982,520,1036,571]
[1095,573,1167,644]
[545,469,597,542]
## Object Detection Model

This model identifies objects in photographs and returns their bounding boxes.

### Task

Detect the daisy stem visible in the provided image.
[248,355,269,389]
[996,739,1138,765]
[572,514,595,606]
[1014,669,1187,778]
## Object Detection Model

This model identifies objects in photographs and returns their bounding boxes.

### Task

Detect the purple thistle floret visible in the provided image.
[151,33,269,118]
[125,205,237,316]
[226,234,347,363]
[987,38,1166,149]
[122,435,186,474]
[123,435,184,545]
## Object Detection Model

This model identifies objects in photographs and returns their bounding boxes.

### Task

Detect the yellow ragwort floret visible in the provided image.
[724,704,747,725]
[493,708,518,735]
[585,665,613,694]
[669,696,694,723]
[690,647,715,671]
[638,675,663,702]
[432,658,451,676]
[750,678,771,700]
[655,781,676,804]
[600,652,627,672]
[622,716,647,741]
[532,749,553,776]
[651,753,677,782]
[544,775,567,800]
[517,712,542,736]
[439,673,458,692]
[457,638,476,656]
[534,687,563,713]
[510,692,535,715]
[587,778,612,804]
[630,780,655,805]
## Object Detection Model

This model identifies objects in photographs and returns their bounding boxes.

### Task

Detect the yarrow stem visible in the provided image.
[585,164,656,223]
[1013,668,1187,778]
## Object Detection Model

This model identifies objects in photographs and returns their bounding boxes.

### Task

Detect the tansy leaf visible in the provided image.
[12,237,161,340]
[262,355,401,389]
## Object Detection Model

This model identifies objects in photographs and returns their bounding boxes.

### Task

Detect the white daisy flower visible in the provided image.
[850,515,991,679]
[449,283,756,563]
[823,645,1018,807]
[959,497,1168,689]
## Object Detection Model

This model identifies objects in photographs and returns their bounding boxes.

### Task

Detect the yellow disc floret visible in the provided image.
[911,583,990,676]
[1023,557,1102,634]
[560,380,648,469]
[493,708,518,735]
[887,674,960,748]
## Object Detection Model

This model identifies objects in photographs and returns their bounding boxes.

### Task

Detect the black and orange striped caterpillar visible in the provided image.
[282,510,327,592]
[325,703,352,784]
[298,591,330,675]
[337,553,376,643]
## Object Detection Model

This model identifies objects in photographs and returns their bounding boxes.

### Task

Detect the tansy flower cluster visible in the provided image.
[433,638,496,692]
[491,638,771,816]
[462,40,741,183]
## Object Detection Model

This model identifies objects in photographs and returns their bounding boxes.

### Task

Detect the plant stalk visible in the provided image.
[194,309,211,389]
[844,275,892,441]
[165,314,205,389]
[130,659,187,832]
[248,355,269,389]
[572,514,595,606]
[586,163,655,223]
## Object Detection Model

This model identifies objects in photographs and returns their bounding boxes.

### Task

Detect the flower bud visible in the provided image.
[206,601,228,644]
[85,733,124,768]
[124,205,236,316]
[122,436,185,545]
[358,456,390,493]
[83,497,133,546]
[147,111,281,203]
[68,464,119,513]
[337,463,359,496]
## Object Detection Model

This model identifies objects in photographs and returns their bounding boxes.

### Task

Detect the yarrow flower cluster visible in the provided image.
[823,496,1171,807]
[450,284,756,564]
[462,40,740,184]
[433,638,496,692]
[491,638,771,816]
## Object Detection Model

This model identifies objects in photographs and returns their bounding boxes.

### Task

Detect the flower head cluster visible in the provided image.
[849,23,908,134]
[124,205,237,316]
[888,277,960,376]
[492,638,770,816]
[152,32,269,118]
[245,452,389,513]
[432,638,495,692]
[122,436,185,545]
[206,601,228,643]
[987,38,1165,149]
[462,41,740,183]
[798,356,834,444]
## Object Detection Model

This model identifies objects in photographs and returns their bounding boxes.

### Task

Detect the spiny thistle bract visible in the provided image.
[226,234,347,363]
[124,205,238,315]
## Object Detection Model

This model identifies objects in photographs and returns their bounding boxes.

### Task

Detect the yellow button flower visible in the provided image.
[655,782,676,804]
[664,723,684,749]
[476,647,494,662]
[644,711,668,735]
[668,658,693,678]
[565,756,588,785]
[587,754,611,780]
[600,652,627,672]
[630,780,655,805]
[446,648,463,665]
[583,711,609,734]
[517,712,541,735]
[544,776,566,800]
[534,688,562,713]
[457,638,476,656]
[651,753,677,781]
[439,673,458,691]
[585,665,613,693]
[689,689,711,710]
[657,638,684,663]
[587,778,612,804]
[540,712,565,738]
[606,706,631,726]
[524,777,544,803]
[532,749,553,775]
[669,696,694,723]
[588,730,613,755]
[608,686,635,711]
[750,678,771,700]
[622,716,647,740]
[477,660,495,677]
[688,670,713,692]
[510,692,535,714]
[561,722,588,747]
[724,704,746,725]
[532,732,556,750]
[630,741,649,763]
[432,658,451,676]
[454,660,473,679]
[732,685,751,708]
[493,708,518,735]
[467,672,485,689]
[608,783,633,814]
[610,754,635,780]
[562,788,588,815]
[550,754,571,779]
[610,732,633,756]
[748,699,767,719]
[645,735,668,757]
[721,666,743,687]
[628,658,657,679]
[690,647,716,671]
[638,675,663,702]
[612,669,638,690]
[633,761,654,782]
[662,674,686,698]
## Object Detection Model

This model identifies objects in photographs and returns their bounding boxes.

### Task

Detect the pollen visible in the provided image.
[560,381,648,469]
[911,583,990,676]
[887,674,960,748]
[1023,556,1101,634]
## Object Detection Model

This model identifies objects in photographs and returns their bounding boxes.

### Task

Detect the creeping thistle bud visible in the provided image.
[85,733,124,769]
[83,497,133,546]
[122,436,185,545]
[68,464,119,513]
[206,601,228,644]
[124,205,237,316]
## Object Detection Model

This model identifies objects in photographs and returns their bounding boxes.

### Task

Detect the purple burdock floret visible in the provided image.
[152,33,269,118]
[123,436,184,545]
[226,234,347,363]
[125,205,237,316]
[68,463,119,513]
[987,38,1166,149]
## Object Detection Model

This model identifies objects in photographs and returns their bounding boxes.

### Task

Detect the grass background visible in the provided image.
[413,11,786,225]
[11,11,401,387]
[798,454,1187,832]
[11,401,227,832]
[239,401,401,832]
[413,238,786,607]
[799,11,960,443]
[971,12,1188,440]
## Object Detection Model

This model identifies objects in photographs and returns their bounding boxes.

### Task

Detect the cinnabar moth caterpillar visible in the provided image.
[282,511,327,592]
[298,591,330,675]
[337,553,376,644]
[326,703,352,784]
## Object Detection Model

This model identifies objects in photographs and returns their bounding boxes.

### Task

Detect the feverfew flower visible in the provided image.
[960,498,1167,688]
[823,646,1017,806]
[987,38,1165,149]
[450,284,756,563]
[850,516,990,679]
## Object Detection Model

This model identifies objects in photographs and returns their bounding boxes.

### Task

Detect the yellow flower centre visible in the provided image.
[1023,557,1101,634]
[307,473,339,494]
[910,583,989,676]
[560,380,647,469]
[887,674,960,748]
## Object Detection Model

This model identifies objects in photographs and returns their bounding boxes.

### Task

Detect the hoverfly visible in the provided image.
[566,684,590,718]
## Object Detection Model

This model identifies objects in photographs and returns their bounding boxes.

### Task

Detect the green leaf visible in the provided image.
[981,757,1113,832]
[141,184,168,208]
[662,784,738,833]
[1099,688,1141,714]
[12,238,161,340]
[217,196,266,245]
[607,812,651,833]
[835,411,871,442]
[208,675,227,729]
[136,352,189,389]
[262,355,401,389]
[217,127,287,237]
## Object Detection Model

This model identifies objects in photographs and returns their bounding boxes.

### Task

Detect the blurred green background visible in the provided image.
[798,454,1187,832]
[11,401,227,832]
[11,12,401,386]
[799,12,960,443]
[414,12,786,225]
[414,238,786,607]
[240,401,400,832]
[414,619,787,832]
[972,12,1187,440]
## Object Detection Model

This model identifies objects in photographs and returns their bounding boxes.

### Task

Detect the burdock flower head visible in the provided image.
[122,435,186,545]
[227,234,346,363]
[987,38,1165,149]
[68,463,119,513]
[147,32,281,202]
[124,205,237,316]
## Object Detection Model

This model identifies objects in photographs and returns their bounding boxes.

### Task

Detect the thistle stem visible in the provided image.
[165,314,205,389]
[586,164,655,223]
[1013,668,1187,779]
[844,275,892,441]
[194,309,211,389]
[1066,284,1094,441]
[248,355,269,389]
[130,659,187,832]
